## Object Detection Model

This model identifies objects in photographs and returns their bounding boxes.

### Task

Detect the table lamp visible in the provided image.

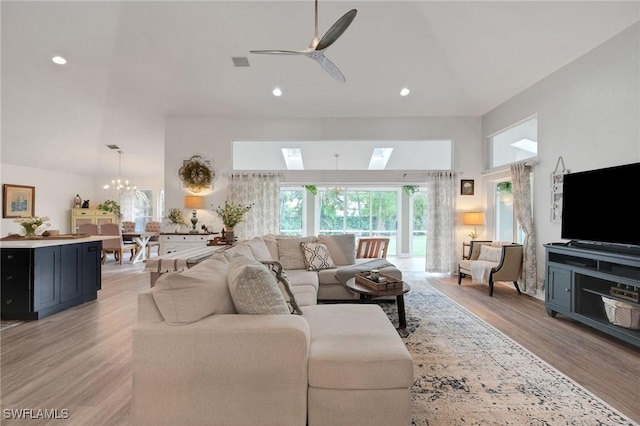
[463,211,485,239]
[184,196,205,233]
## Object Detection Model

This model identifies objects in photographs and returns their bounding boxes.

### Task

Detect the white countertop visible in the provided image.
[0,235,112,249]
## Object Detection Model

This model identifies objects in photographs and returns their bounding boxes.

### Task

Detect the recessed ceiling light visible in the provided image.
[272,87,282,97]
[52,56,67,65]
[400,88,410,97]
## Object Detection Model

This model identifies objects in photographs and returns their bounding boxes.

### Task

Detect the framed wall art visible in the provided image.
[460,179,475,196]
[3,184,35,218]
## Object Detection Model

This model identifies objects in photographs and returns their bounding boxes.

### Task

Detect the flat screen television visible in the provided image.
[561,162,640,253]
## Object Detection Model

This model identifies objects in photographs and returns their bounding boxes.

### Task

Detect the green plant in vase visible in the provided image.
[166,208,187,233]
[214,201,252,243]
[14,215,50,239]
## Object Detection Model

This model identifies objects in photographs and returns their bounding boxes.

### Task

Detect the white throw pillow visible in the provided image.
[245,237,273,261]
[152,261,236,325]
[227,255,290,315]
[277,236,317,270]
[477,245,502,263]
[301,242,336,271]
[317,234,356,266]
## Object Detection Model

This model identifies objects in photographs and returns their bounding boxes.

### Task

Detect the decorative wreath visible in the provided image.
[178,155,216,193]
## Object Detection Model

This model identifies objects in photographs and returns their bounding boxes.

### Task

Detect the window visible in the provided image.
[494,180,524,244]
[317,188,398,255]
[280,188,305,236]
[489,116,538,169]
[410,191,428,256]
[123,189,164,230]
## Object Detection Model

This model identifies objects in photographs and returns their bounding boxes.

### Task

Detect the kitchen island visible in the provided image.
[1,236,108,320]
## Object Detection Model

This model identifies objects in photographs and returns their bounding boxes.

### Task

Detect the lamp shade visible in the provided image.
[463,212,486,226]
[184,196,205,209]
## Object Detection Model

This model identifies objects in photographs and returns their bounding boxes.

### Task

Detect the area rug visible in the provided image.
[380,281,636,426]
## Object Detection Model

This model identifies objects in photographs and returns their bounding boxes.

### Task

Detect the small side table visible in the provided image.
[345,278,411,329]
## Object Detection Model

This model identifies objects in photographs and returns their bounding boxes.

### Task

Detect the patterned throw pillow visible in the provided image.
[227,255,290,315]
[300,242,336,271]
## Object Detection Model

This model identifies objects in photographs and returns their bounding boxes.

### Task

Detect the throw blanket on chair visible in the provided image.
[469,260,499,284]
[335,259,396,285]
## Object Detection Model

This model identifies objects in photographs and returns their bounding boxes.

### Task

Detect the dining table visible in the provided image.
[122,231,160,264]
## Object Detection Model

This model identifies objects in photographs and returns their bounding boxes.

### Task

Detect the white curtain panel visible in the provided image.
[510,162,538,294]
[228,173,281,240]
[120,192,135,222]
[425,171,458,274]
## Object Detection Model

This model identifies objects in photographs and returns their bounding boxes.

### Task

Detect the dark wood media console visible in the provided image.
[544,244,640,348]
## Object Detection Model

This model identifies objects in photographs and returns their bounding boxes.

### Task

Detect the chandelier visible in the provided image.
[104,150,136,194]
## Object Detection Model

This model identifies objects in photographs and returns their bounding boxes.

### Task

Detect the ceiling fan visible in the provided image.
[250,0,357,82]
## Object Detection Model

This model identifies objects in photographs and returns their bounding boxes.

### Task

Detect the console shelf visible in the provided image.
[544,244,640,348]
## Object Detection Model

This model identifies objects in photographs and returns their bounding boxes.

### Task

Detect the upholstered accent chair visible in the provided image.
[144,221,162,257]
[101,223,136,265]
[356,237,390,259]
[458,240,523,297]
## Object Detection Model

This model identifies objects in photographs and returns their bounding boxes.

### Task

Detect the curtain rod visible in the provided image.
[226,172,283,177]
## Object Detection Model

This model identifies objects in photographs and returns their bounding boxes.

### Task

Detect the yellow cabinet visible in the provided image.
[71,208,117,233]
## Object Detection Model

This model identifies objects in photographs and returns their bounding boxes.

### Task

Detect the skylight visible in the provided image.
[510,138,538,154]
[368,148,393,170]
[281,148,304,170]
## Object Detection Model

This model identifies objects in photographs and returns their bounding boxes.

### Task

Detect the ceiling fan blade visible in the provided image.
[249,50,305,55]
[315,9,357,51]
[310,54,346,82]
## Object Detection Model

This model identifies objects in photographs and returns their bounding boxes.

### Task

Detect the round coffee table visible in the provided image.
[345,278,411,329]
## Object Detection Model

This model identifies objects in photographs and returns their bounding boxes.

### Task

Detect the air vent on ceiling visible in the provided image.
[232,57,250,67]
[106,144,120,150]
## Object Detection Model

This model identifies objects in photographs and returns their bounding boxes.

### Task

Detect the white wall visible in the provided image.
[165,116,484,251]
[482,23,640,295]
[0,163,96,235]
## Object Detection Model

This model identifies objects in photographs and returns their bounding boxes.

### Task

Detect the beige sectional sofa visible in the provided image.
[133,234,413,426]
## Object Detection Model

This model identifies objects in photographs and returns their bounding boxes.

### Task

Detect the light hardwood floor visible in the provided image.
[1,257,638,425]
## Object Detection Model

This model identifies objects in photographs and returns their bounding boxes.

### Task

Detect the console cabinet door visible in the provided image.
[547,266,572,312]
[33,246,61,311]
[60,244,82,302]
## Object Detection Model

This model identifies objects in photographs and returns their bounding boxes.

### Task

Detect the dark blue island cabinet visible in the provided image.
[544,244,640,348]
[1,240,102,320]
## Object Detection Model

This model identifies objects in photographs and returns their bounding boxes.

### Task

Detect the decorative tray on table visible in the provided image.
[355,271,403,291]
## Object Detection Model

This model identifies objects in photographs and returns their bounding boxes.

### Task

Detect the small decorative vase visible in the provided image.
[24,228,37,239]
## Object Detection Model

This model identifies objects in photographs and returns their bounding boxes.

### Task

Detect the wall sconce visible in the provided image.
[463,211,486,239]
[184,196,205,233]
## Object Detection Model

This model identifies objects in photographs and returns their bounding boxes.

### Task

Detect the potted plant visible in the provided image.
[97,200,121,218]
[14,215,50,239]
[166,208,187,233]
[214,201,252,242]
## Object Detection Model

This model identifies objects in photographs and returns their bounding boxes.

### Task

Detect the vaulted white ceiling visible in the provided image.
[2,1,638,178]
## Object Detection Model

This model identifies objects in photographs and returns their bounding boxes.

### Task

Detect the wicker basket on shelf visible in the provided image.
[602,296,640,330]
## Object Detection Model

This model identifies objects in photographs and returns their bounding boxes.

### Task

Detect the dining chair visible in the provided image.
[78,223,100,235]
[144,221,162,257]
[121,221,136,233]
[100,223,136,265]
[356,237,390,259]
